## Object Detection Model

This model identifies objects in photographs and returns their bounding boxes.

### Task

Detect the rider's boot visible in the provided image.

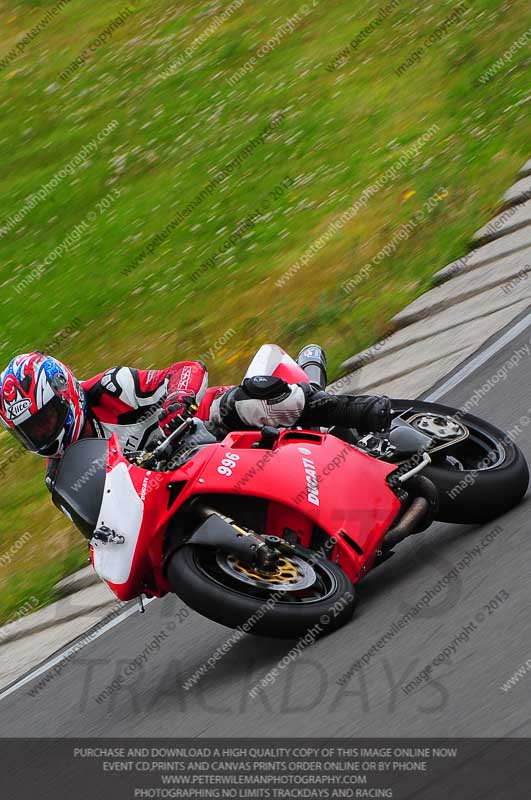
[296,343,390,434]
[297,344,328,390]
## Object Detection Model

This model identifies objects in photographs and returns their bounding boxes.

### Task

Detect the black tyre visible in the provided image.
[391,399,529,523]
[167,545,356,638]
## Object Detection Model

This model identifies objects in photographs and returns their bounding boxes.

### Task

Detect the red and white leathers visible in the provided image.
[206,344,391,435]
[44,345,390,489]
[80,361,213,455]
[80,347,310,455]
[74,346,307,454]
[207,345,308,429]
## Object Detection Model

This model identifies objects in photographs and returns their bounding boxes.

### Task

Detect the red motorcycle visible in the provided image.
[52,353,528,637]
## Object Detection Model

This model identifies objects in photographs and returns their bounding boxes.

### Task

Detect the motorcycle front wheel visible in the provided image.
[167,545,356,638]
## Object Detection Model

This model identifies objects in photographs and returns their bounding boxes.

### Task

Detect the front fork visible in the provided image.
[183,502,297,574]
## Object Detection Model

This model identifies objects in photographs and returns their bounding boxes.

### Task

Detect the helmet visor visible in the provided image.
[13,395,69,454]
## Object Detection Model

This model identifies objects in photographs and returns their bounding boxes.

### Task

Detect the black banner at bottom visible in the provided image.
[1,738,529,799]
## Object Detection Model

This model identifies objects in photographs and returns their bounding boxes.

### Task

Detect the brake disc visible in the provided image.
[216,552,317,591]
[409,413,468,442]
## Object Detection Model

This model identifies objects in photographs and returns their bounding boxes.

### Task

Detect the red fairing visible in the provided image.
[91,427,402,602]
[87,345,402,602]
[94,434,214,600]
[199,430,401,580]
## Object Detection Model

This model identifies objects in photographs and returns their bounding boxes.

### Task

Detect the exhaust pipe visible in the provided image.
[383,475,439,550]
[382,496,430,550]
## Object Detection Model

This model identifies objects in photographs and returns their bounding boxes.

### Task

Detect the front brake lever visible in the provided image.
[137,416,194,468]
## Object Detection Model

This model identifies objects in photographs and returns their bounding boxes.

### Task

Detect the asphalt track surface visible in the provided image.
[2,309,531,738]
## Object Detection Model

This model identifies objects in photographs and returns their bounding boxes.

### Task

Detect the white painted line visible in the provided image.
[0,597,155,703]
[425,308,531,401]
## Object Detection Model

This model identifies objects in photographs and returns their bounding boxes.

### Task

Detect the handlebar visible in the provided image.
[136,416,194,468]
[135,416,218,470]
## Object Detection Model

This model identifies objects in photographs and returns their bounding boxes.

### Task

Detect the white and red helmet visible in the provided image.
[0,353,87,457]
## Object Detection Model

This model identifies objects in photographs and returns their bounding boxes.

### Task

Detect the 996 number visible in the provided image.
[217,452,240,476]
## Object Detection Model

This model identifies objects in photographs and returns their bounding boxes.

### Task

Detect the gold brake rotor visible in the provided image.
[217,552,317,591]
[231,556,301,584]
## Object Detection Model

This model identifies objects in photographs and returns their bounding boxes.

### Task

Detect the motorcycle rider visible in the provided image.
[0,345,391,491]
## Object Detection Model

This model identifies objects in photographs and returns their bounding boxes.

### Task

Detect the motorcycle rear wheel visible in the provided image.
[390,399,529,523]
[168,545,356,638]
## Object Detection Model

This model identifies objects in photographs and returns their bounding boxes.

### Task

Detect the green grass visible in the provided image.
[0,0,529,624]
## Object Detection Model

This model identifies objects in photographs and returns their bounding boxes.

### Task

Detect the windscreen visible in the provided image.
[52,438,108,539]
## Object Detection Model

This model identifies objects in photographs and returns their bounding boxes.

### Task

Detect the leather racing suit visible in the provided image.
[45,345,390,490]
